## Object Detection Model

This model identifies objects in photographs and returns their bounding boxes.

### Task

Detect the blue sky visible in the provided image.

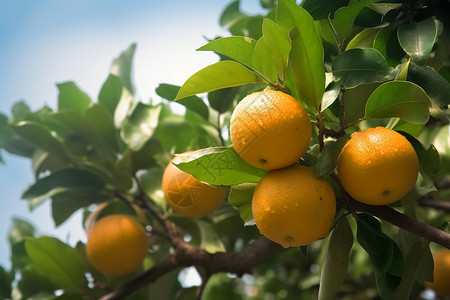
[0,0,264,268]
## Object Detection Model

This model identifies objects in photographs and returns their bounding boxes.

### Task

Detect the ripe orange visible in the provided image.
[337,127,419,205]
[229,89,312,171]
[86,214,148,276]
[252,165,336,248]
[426,249,450,295]
[162,153,227,217]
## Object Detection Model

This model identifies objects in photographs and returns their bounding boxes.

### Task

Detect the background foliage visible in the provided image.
[1,0,449,299]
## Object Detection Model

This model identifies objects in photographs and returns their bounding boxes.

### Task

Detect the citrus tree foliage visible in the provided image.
[1,0,450,299]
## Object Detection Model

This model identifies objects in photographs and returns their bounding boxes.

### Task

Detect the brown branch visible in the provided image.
[346,197,450,249]
[419,197,450,213]
[99,237,283,300]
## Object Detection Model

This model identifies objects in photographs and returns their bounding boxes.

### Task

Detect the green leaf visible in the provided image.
[175,61,262,100]
[11,101,31,120]
[25,236,87,291]
[277,0,325,108]
[398,17,438,64]
[346,27,382,50]
[252,18,291,83]
[219,0,243,27]
[137,167,165,209]
[84,103,120,154]
[120,103,162,151]
[98,74,123,116]
[301,0,350,20]
[332,48,392,88]
[8,217,35,246]
[400,131,440,175]
[0,265,12,299]
[12,121,71,161]
[318,216,353,300]
[356,213,404,299]
[155,83,209,120]
[207,86,240,114]
[316,138,347,177]
[111,43,136,94]
[197,36,257,68]
[407,62,450,108]
[56,81,92,113]
[16,265,56,299]
[364,81,431,124]
[343,82,380,123]
[174,147,267,186]
[22,167,105,210]
[328,0,378,42]
[228,183,257,225]
[196,220,226,254]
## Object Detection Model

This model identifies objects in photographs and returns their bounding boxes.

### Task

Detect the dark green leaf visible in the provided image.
[301,0,349,20]
[111,43,136,94]
[319,216,353,300]
[228,183,257,225]
[438,64,450,83]
[121,103,162,151]
[398,17,438,64]
[343,82,380,123]
[0,265,12,299]
[11,101,31,120]
[197,36,257,68]
[332,48,392,88]
[407,62,450,108]
[12,121,71,161]
[22,167,105,210]
[207,86,240,114]
[56,81,92,113]
[156,83,209,120]
[8,217,35,246]
[374,27,405,66]
[84,103,120,153]
[175,61,262,100]
[399,131,440,175]
[328,0,378,42]
[174,147,267,186]
[51,191,107,227]
[219,0,243,27]
[16,265,55,299]
[357,213,404,299]
[316,138,347,176]
[354,6,383,28]
[25,236,87,291]
[98,74,123,116]
[277,0,325,108]
[365,81,431,124]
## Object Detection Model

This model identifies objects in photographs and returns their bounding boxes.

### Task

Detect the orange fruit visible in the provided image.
[252,165,336,248]
[162,152,227,217]
[426,249,450,295]
[229,89,312,171]
[337,127,419,205]
[86,214,148,276]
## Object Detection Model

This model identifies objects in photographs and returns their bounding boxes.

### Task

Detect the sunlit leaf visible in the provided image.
[277,0,325,108]
[175,61,262,100]
[346,27,382,50]
[252,18,291,83]
[319,216,353,300]
[398,17,438,64]
[197,36,257,68]
[155,83,209,120]
[365,81,431,124]
[228,183,257,225]
[174,147,266,186]
[121,103,162,151]
[98,74,123,116]
[56,81,92,113]
[111,43,136,94]
[332,48,392,88]
[25,236,87,291]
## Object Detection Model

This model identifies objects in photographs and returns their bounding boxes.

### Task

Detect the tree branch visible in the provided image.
[346,197,450,249]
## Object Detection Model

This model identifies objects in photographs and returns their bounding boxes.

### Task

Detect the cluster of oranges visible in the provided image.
[85,89,435,285]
